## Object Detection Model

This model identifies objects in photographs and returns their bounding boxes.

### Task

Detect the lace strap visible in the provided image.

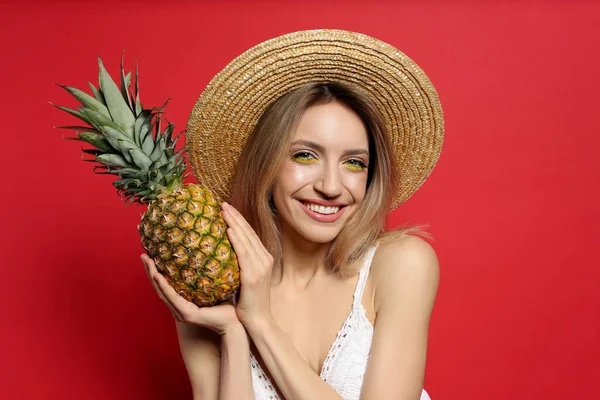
[352,244,378,309]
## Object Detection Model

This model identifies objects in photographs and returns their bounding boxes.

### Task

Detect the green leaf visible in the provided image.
[97,56,135,136]
[87,81,105,103]
[96,154,131,168]
[77,131,114,152]
[93,165,108,171]
[129,148,153,171]
[141,122,155,154]
[120,52,134,111]
[133,110,152,148]
[122,71,133,111]
[113,178,142,189]
[119,186,143,194]
[163,123,174,145]
[101,125,134,163]
[168,148,185,169]
[79,108,128,136]
[155,112,162,139]
[149,136,166,161]
[137,189,154,197]
[117,138,139,163]
[149,160,163,171]
[79,109,132,162]
[82,148,102,155]
[114,167,146,179]
[53,104,92,126]
[160,151,169,164]
[124,72,132,89]
[135,60,142,116]
[55,125,99,133]
[58,84,110,118]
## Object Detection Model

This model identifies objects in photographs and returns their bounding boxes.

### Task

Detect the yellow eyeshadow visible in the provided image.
[291,153,317,164]
[344,163,365,171]
[343,160,367,171]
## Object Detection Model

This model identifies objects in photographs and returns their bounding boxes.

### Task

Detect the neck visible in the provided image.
[272,221,332,288]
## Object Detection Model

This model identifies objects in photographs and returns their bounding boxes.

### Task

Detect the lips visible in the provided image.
[304,202,340,215]
[297,200,346,223]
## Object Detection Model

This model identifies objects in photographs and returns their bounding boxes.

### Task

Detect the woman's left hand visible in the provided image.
[221,202,274,330]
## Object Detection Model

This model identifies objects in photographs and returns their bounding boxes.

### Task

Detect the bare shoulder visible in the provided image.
[370,234,440,312]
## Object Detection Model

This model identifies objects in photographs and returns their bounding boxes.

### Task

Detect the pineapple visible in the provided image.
[53,55,239,306]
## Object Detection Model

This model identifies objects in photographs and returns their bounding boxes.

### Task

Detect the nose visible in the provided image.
[314,161,343,198]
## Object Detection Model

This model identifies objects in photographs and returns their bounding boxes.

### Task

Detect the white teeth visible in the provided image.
[303,202,340,215]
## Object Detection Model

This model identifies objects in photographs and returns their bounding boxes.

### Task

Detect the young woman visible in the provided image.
[141,30,444,400]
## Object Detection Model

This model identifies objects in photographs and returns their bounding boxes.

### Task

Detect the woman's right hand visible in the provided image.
[141,253,242,336]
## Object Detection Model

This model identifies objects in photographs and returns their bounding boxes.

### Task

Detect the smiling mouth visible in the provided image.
[297,200,347,223]
[301,201,342,215]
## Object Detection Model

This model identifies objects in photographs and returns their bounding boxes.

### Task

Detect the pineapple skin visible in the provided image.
[138,184,240,306]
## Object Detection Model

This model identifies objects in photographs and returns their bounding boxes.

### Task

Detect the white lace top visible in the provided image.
[249,245,432,400]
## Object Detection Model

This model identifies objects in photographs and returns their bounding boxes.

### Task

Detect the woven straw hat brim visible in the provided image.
[186,29,444,210]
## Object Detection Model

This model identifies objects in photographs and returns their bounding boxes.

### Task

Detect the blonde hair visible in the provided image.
[229,82,432,278]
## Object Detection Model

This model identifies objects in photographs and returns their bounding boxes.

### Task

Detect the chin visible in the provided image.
[291,213,349,244]
[296,226,341,244]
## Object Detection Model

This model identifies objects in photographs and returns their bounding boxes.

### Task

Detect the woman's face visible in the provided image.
[272,101,370,244]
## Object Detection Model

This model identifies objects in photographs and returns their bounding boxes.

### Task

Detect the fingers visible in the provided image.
[140,254,239,334]
[221,203,272,267]
[221,207,258,269]
[141,255,183,320]
[141,254,184,321]
[152,272,190,321]
[221,203,256,252]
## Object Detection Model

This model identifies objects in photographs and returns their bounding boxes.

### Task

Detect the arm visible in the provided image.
[360,235,440,400]
[175,322,220,399]
[142,254,254,400]
[219,324,254,400]
[176,320,254,400]
[245,318,343,400]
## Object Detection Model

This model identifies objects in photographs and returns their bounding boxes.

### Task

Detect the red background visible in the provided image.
[1,0,599,399]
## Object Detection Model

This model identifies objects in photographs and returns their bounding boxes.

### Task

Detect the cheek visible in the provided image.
[272,162,313,207]
[277,161,318,190]
[343,172,369,202]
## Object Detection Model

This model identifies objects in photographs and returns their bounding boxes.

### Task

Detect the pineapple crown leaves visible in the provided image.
[53,53,188,205]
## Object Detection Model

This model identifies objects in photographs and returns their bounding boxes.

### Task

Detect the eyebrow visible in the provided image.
[291,139,370,157]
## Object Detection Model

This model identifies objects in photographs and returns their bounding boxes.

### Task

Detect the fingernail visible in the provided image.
[222,202,229,209]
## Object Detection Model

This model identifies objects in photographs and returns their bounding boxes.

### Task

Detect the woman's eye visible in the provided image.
[344,159,368,171]
[292,151,317,164]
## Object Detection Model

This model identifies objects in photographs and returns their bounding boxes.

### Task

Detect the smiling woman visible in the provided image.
[231,82,417,277]
[142,29,444,400]
[227,81,437,400]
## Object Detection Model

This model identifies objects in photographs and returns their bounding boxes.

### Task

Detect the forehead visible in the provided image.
[292,101,368,149]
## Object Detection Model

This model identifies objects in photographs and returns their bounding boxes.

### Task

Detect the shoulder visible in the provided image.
[370,234,440,313]
[371,234,440,282]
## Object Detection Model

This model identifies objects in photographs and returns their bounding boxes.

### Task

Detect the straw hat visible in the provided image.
[186,29,444,209]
